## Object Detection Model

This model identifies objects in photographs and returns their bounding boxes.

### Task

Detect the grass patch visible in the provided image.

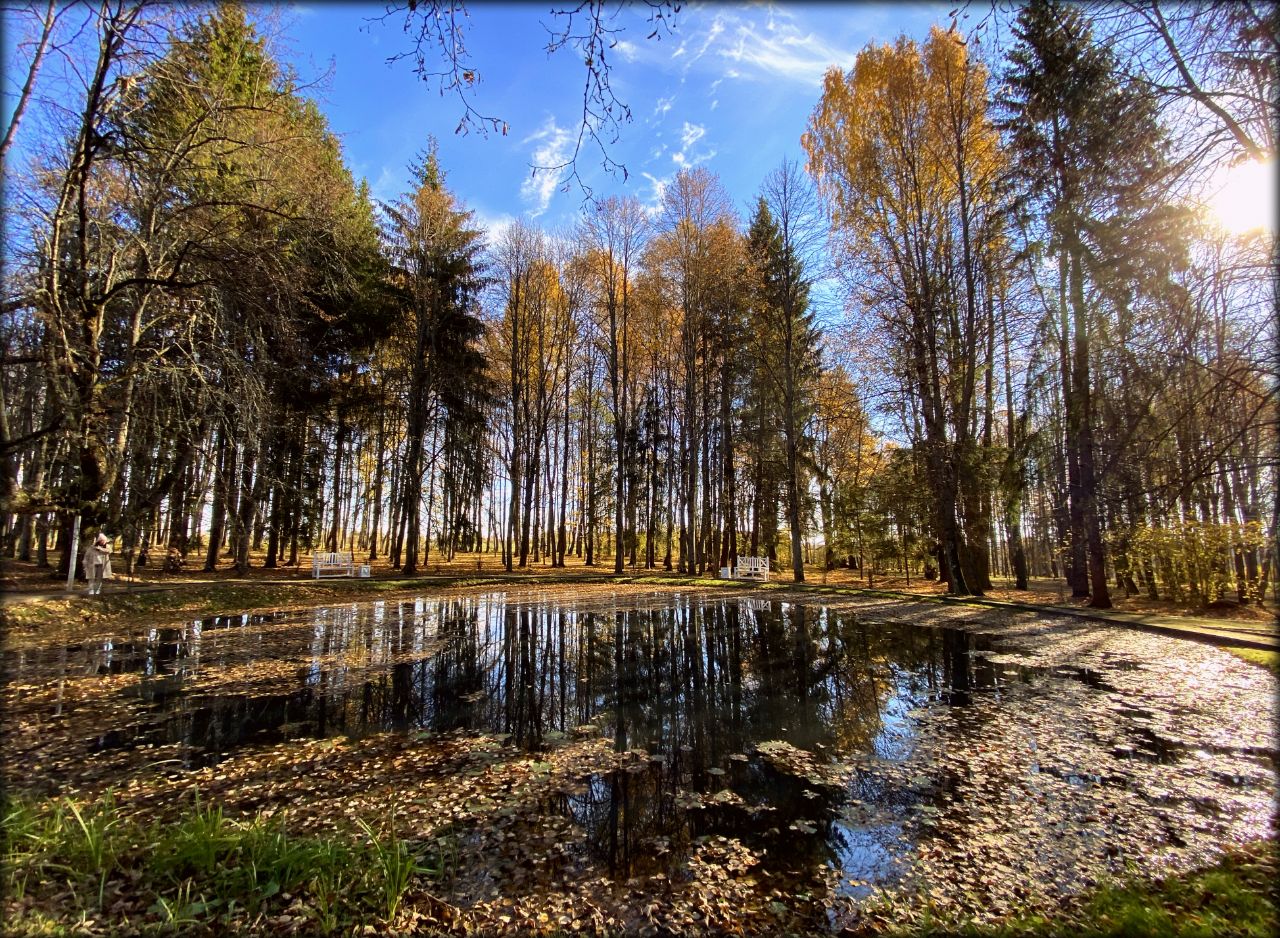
[882,839,1278,937]
[6,788,1272,936]
[3,789,456,935]
[1227,647,1280,676]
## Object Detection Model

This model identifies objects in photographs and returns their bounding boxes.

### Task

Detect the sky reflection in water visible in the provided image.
[8,591,1275,902]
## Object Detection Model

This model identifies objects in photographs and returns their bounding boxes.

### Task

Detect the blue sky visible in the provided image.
[1,2,955,248]
[277,2,952,234]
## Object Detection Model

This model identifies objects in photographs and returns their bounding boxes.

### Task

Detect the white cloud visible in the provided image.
[614,39,637,62]
[671,14,725,73]
[640,172,669,216]
[698,16,726,60]
[370,165,401,205]
[672,7,854,87]
[520,117,573,217]
[471,207,516,247]
[670,121,712,169]
[653,95,675,118]
[765,5,801,33]
[680,121,706,149]
[721,18,853,86]
[671,147,717,169]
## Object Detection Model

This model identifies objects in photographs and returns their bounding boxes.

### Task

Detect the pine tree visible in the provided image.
[1001,0,1180,607]
[381,145,488,575]
[746,187,821,581]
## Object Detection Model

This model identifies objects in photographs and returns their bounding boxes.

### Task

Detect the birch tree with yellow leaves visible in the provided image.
[804,26,1009,596]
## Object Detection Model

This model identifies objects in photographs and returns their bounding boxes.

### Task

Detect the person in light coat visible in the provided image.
[83,532,113,595]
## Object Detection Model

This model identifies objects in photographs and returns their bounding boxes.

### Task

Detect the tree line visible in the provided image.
[2,0,1274,608]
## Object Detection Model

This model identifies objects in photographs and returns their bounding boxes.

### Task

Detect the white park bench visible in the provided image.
[312,551,355,578]
[733,556,770,581]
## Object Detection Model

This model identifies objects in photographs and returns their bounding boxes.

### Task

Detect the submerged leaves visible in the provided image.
[3,587,1276,934]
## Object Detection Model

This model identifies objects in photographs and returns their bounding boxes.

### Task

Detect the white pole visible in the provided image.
[65,514,82,592]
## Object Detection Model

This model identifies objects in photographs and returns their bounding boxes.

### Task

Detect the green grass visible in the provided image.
[2,790,456,935]
[1227,647,1280,677]
[887,839,1278,937]
[6,791,1273,935]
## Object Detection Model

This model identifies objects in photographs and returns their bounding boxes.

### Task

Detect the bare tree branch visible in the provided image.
[374,1,680,194]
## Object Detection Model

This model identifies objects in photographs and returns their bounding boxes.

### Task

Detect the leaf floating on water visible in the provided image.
[6,586,1276,935]
[674,790,705,810]
[708,789,744,806]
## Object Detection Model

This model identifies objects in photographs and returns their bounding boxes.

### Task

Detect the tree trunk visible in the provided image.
[204,430,233,571]
[1068,244,1110,608]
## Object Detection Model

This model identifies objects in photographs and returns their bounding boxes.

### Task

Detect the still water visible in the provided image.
[7,590,1276,907]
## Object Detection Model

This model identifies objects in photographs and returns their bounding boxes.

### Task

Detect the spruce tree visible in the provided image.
[1000,0,1177,608]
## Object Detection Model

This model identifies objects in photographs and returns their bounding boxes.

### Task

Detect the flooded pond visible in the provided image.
[5,589,1276,925]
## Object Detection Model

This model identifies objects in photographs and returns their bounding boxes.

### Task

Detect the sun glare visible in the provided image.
[1206,158,1275,235]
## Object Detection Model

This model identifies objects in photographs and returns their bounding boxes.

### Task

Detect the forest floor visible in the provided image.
[6,548,1276,617]
[6,552,1277,665]
[5,549,1277,617]
[2,580,1275,936]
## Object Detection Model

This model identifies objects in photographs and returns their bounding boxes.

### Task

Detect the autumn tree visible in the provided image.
[2,1,390,578]
[579,196,647,573]
[749,160,825,581]
[805,27,1006,595]
[649,168,739,575]
[1000,0,1190,607]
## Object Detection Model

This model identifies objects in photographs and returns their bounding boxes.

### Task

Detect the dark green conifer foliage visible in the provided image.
[1000,0,1183,608]
[380,145,489,574]
[745,194,821,581]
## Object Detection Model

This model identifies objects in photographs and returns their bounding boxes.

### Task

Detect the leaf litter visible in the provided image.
[3,586,1275,934]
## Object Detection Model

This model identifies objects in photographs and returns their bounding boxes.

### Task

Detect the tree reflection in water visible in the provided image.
[9,592,1274,918]
[14,594,1008,887]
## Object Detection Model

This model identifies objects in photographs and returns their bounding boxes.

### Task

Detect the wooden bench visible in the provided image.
[312,551,355,578]
[733,556,770,581]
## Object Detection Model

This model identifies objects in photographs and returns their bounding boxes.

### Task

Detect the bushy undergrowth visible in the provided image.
[2,790,455,935]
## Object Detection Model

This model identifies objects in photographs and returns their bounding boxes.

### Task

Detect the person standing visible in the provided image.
[83,532,113,595]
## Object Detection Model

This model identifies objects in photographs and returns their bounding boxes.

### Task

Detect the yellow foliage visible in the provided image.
[803,27,1005,280]
[1123,521,1267,602]
[814,366,884,487]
